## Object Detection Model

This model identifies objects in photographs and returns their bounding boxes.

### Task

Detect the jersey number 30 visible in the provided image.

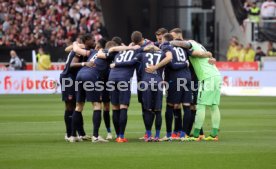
[116,50,134,63]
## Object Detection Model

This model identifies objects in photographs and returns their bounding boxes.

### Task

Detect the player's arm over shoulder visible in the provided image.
[72,42,91,56]
[191,50,213,58]
[65,43,85,53]
[170,40,192,49]
[108,45,140,53]
[70,56,95,68]
[145,51,173,73]
[143,45,160,52]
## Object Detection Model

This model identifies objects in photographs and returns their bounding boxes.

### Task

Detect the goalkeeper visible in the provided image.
[170,40,221,141]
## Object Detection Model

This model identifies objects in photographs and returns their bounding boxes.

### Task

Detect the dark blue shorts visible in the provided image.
[109,81,131,105]
[166,80,192,104]
[60,74,76,102]
[75,72,101,103]
[142,85,163,111]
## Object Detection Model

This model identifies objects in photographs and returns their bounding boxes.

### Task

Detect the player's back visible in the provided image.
[109,50,137,81]
[161,42,191,81]
[61,51,86,78]
[136,41,153,82]
[138,50,165,83]
[188,41,220,81]
[78,50,110,79]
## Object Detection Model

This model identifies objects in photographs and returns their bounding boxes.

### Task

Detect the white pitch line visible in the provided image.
[0,121,60,125]
[0,130,275,136]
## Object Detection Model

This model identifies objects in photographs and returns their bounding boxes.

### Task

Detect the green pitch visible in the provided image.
[0,95,276,169]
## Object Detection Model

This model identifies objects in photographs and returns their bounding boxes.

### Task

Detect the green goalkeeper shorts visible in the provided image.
[197,76,222,105]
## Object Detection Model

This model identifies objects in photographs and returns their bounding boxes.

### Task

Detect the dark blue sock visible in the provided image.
[142,106,147,130]
[173,109,181,133]
[64,110,73,137]
[180,131,186,138]
[71,111,82,137]
[93,110,102,137]
[155,111,162,131]
[188,109,196,135]
[183,106,191,134]
[146,130,152,138]
[119,108,128,138]
[112,109,120,137]
[155,130,160,138]
[165,105,173,137]
[200,128,204,135]
[144,110,153,131]
[78,113,86,136]
[103,110,111,133]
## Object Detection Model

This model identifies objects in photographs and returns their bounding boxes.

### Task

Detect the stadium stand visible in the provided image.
[0,0,107,47]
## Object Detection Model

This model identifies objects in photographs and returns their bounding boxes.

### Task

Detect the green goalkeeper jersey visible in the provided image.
[189,41,221,81]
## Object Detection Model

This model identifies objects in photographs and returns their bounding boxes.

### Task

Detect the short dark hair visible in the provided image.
[131,31,143,45]
[105,41,118,49]
[257,46,262,50]
[163,33,174,42]
[111,36,123,45]
[170,28,182,34]
[81,33,93,43]
[155,28,168,35]
[97,38,107,49]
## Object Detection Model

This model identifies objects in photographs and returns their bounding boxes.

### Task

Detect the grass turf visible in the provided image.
[0,94,276,169]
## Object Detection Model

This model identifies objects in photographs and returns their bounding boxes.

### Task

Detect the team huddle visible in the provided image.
[60,28,222,143]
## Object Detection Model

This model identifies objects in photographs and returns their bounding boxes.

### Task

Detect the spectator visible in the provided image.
[237,44,246,62]
[243,43,256,62]
[261,0,276,18]
[248,2,261,23]
[267,41,276,56]
[8,50,22,70]
[261,0,276,28]
[36,48,52,70]
[0,0,106,47]
[2,15,10,32]
[226,36,239,61]
[244,0,252,11]
[254,46,266,61]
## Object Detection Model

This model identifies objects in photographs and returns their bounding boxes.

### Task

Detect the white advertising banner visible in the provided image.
[0,71,61,94]
[220,71,276,96]
[0,71,276,96]
[0,71,138,95]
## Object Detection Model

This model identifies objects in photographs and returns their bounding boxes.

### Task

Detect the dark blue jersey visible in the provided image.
[135,50,165,83]
[136,40,154,82]
[101,49,116,81]
[161,42,191,81]
[78,50,111,80]
[108,49,141,81]
[60,51,86,77]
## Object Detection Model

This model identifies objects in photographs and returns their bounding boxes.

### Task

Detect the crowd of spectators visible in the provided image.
[244,0,276,23]
[226,36,276,62]
[0,0,108,48]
